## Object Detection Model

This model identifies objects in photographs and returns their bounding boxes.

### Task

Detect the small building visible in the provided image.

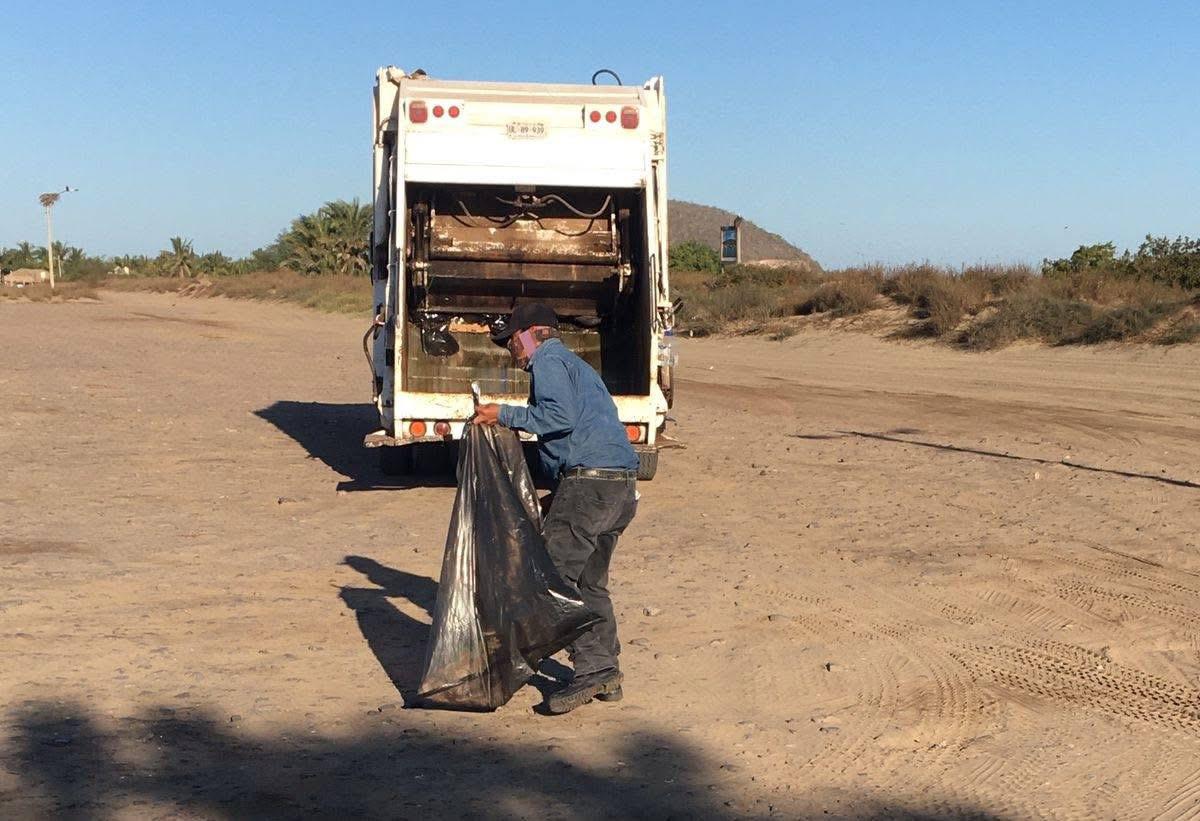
[1,268,50,287]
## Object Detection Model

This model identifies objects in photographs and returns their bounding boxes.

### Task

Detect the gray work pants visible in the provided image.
[542,475,638,677]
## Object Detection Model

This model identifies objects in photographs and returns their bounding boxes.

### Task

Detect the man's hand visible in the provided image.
[472,403,501,427]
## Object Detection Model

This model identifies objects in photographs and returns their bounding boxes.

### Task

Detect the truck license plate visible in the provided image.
[506,121,547,139]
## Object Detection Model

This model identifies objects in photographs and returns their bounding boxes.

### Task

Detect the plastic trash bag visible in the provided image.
[415,422,600,710]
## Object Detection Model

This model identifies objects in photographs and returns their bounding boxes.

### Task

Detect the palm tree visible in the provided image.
[11,241,44,267]
[283,199,370,275]
[166,237,195,278]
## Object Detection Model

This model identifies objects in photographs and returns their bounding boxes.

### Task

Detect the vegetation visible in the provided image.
[6,205,1199,349]
[797,275,879,318]
[0,281,99,302]
[671,237,1199,348]
[2,198,370,284]
[1043,236,1200,289]
[104,270,371,314]
[668,241,721,275]
[280,199,370,276]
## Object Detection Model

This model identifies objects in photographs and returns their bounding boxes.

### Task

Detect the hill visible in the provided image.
[668,200,821,271]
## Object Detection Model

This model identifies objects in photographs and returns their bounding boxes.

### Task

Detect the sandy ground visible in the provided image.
[2,290,1200,820]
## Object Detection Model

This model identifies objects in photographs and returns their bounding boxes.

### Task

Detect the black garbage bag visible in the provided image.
[414,422,600,710]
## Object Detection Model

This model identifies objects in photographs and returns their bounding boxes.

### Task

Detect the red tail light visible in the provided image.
[434,421,451,436]
[409,101,428,123]
[625,424,645,443]
[621,107,639,129]
[432,104,444,118]
[605,110,617,123]
[448,105,460,118]
[589,110,601,123]
[408,420,427,437]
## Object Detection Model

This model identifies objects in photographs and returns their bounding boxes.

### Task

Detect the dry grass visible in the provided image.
[880,265,991,336]
[1155,312,1200,345]
[0,282,100,302]
[674,260,1198,347]
[796,275,879,317]
[103,270,372,314]
[1070,302,1181,345]
[961,294,1096,350]
[673,265,817,336]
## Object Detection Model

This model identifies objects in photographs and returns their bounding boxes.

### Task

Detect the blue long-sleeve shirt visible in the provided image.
[498,338,639,479]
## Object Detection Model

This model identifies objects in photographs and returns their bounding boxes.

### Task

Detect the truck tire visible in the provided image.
[636,449,659,481]
[378,446,412,476]
[659,365,674,409]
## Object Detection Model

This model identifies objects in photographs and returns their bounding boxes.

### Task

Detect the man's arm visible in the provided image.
[498,359,576,435]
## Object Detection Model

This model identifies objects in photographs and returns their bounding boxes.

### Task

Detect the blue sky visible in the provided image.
[3,1,1198,268]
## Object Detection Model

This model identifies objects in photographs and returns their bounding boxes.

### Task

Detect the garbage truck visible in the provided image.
[363,66,674,480]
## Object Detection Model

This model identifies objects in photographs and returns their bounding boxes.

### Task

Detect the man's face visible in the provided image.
[505,333,522,365]
[506,326,546,367]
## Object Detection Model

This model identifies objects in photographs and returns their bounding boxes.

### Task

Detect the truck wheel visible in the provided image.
[378,446,412,476]
[636,449,659,481]
[659,365,674,409]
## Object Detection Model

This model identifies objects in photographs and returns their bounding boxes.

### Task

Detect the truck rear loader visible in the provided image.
[364,66,674,480]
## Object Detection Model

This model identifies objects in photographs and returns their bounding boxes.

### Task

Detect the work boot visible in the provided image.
[545,668,623,715]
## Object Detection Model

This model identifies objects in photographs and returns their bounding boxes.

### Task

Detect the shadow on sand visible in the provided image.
[254,400,554,492]
[7,697,1008,819]
[338,555,571,708]
[253,401,456,491]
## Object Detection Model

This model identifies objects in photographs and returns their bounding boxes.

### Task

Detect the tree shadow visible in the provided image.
[6,700,1008,819]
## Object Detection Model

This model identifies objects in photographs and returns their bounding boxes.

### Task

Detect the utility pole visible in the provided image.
[38,187,75,290]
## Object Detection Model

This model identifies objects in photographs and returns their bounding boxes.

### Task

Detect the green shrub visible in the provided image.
[1043,242,1121,277]
[1130,235,1200,289]
[669,241,722,274]
[1043,237,1200,290]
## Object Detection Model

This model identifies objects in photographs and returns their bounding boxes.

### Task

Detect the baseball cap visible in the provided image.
[490,302,559,343]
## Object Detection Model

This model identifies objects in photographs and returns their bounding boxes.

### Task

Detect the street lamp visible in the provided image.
[39,186,76,290]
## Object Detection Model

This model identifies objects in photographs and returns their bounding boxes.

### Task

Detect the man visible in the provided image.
[473,302,639,715]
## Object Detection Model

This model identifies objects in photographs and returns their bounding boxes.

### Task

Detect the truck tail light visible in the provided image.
[589,110,601,123]
[621,106,639,129]
[409,101,428,123]
[433,421,451,436]
[625,424,645,444]
[432,104,444,118]
[408,420,427,437]
[448,105,460,118]
[605,110,617,123]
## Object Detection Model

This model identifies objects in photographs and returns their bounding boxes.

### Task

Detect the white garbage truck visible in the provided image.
[363,66,674,479]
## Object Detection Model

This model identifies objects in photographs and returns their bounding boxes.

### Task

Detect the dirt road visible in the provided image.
[3,291,1199,819]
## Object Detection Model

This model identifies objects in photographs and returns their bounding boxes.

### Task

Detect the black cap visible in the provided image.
[490,302,559,343]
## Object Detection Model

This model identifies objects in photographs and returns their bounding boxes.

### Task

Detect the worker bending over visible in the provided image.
[473,302,639,714]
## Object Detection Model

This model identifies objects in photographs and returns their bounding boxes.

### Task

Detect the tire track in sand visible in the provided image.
[946,638,1200,735]
[757,583,985,815]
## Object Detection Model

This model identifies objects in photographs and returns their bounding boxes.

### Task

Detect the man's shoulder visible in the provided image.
[533,339,580,368]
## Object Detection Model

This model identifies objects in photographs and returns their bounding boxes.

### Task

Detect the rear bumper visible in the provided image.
[367,391,665,447]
